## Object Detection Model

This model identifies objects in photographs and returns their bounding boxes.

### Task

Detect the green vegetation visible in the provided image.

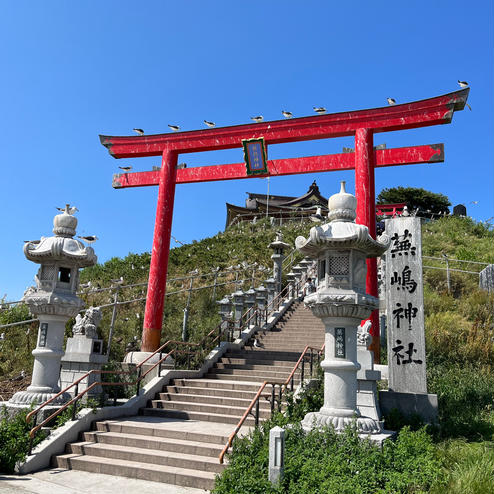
[0,213,492,490]
[377,186,451,215]
[214,412,443,494]
[0,407,45,473]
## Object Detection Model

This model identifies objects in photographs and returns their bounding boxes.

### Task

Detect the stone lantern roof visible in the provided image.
[268,231,290,251]
[24,205,97,267]
[295,182,389,259]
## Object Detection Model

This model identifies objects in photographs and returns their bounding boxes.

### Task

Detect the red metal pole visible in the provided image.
[355,128,380,362]
[141,147,178,352]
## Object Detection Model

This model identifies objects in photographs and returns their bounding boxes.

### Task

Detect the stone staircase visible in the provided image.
[53,300,325,490]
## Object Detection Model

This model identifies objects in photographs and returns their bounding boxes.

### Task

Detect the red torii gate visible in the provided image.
[100,88,469,360]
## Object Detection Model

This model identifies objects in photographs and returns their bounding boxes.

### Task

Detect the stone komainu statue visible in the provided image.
[72,306,102,339]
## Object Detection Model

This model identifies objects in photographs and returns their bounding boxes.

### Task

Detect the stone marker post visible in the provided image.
[384,216,427,393]
[268,426,285,485]
[479,264,494,293]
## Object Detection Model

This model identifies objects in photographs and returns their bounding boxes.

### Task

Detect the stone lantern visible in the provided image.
[244,288,257,321]
[217,296,232,340]
[264,277,276,308]
[217,296,232,321]
[232,290,245,338]
[291,265,303,296]
[9,206,97,407]
[255,285,267,311]
[269,232,290,294]
[286,272,296,299]
[295,182,389,435]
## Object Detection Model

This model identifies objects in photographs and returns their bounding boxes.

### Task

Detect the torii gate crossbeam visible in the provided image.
[100,88,468,360]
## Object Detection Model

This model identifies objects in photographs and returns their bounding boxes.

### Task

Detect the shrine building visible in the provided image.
[225,181,328,228]
[225,180,406,229]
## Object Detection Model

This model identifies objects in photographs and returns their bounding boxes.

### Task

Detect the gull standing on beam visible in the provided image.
[133,128,144,136]
[457,80,469,88]
[282,110,293,118]
[251,115,263,123]
[168,124,180,132]
[313,106,326,114]
[387,98,396,106]
[204,120,216,128]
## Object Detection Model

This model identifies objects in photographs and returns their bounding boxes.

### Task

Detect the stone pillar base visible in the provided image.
[9,389,71,407]
[123,351,175,366]
[301,411,383,434]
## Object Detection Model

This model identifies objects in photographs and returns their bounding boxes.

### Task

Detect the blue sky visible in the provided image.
[1,1,492,300]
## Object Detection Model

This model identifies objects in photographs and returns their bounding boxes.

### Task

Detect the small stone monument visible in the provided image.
[8,205,97,412]
[479,264,494,293]
[380,215,438,423]
[295,182,390,437]
[60,307,108,400]
[384,215,427,393]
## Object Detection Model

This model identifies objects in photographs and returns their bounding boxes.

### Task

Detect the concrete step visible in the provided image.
[141,407,257,425]
[95,418,230,445]
[157,392,272,410]
[66,440,225,474]
[203,373,295,384]
[213,362,296,372]
[172,378,262,392]
[165,384,270,401]
[206,368,298,381]
[224,350,303,360]
[54,453,217,491]
[82,430,223,458]
[217,357,297,367]
[149,399,272,419]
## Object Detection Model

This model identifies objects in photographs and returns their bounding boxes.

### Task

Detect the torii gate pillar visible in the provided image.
[141,148,178,351]
[355,128,379,357]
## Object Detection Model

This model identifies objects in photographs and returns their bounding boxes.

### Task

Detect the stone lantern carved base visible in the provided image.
[301,412,383,434]
[9,389,71,406]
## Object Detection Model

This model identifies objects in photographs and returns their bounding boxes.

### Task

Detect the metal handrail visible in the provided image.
[26,278,303,456]
[218,343,324,464]
[26,317,236,452]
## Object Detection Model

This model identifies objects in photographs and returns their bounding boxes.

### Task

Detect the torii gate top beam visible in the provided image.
[100,89,468,158]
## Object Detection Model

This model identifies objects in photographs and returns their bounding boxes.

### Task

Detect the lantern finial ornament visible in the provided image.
[327,181,357,223]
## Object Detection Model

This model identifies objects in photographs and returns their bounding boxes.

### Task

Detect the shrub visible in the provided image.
[213,423,442,494]
[0,407,45,473]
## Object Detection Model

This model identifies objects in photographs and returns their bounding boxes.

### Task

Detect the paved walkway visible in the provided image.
[0,469,207,494]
